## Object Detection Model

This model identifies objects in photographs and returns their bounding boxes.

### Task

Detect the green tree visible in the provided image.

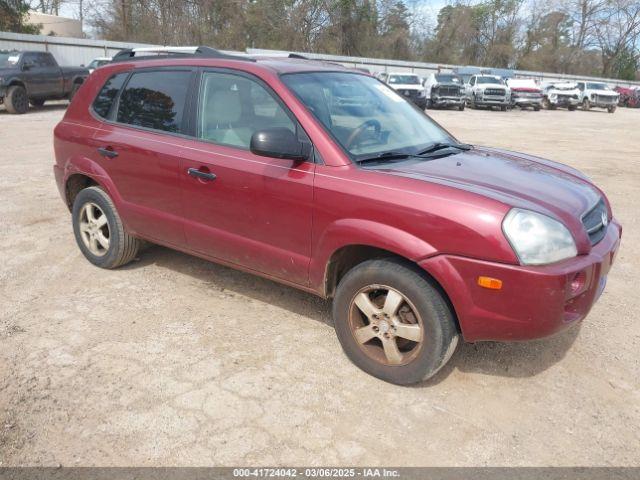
[0,0,41,34]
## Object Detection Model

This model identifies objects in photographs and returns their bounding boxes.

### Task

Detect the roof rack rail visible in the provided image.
[111,46,255,63]
[288,53,309,59]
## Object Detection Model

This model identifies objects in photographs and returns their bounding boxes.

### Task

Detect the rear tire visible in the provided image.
[4,85,29,114]
[72,186,140,269]
[68,82,81,102]
[332,259,459,385]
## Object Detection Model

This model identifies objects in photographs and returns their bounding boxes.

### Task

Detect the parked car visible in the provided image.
[54,46,621,385]
[506,78,542,110]
[0,50,88,114]
[87,57,112,73]
[423,72,465,110]
[379,72,427,109]
[614,86,640,107]
[465,74,511,110]
[576,81,618,113]
[541,82,580,110]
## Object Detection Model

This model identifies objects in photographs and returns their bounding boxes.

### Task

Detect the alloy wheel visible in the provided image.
[348,285,424,366]
[79,202,110,256]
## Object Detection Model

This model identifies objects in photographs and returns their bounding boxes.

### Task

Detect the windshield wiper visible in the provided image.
[356,145,472,164]
[417,142,472,155]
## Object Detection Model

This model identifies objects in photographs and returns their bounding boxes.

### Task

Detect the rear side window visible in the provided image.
[92,72,128,119]
[116,70,191,133]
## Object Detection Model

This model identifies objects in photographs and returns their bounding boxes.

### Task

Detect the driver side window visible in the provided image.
[198,72,296,150]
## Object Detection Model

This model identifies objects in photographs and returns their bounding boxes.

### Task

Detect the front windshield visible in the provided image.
[477,76,503,84]
[388,75,421,85]
[435,74,461,83]
[281,72,453,160]
[0,52,21,68]
[88,59,109,69]
[587,82,609,90]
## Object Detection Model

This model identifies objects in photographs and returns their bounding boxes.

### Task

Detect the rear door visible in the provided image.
[179,69,315,286]
[91,67,196,246]
[38,52,63,97]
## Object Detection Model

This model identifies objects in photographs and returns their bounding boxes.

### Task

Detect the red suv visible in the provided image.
[53,47,621,384]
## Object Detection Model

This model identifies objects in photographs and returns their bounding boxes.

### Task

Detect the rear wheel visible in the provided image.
[333,259,459,385]
[4,85,29,114]
[69,82,81,102]
[72,186,140,269]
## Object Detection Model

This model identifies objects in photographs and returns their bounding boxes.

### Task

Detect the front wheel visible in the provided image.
[72,186,140,269]
[607,106,616,113]
[333,259,459,385]
[4,85,29,114]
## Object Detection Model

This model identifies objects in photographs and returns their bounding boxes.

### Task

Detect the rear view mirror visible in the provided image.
[250,128,310,161]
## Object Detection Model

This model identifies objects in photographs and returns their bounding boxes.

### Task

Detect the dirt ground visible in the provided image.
[0,103,638,467]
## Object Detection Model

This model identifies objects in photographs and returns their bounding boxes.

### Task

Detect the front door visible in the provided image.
[180,70,314,286]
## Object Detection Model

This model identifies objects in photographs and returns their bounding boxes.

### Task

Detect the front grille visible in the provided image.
[557,94,573,102]
[581,198,608,245]
[594,94,616,104]
[484,88,505,96]
[435,85,461,97]
[399,89,418,97]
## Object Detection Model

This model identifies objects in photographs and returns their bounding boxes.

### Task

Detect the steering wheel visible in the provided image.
[345,119,381,149]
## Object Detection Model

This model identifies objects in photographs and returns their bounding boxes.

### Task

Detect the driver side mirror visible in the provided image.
[250,128,311,161]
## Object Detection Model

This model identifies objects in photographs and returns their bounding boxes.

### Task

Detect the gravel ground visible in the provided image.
[0,103,638,467]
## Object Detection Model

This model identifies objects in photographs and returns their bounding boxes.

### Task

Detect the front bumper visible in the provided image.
[550,97,579,107]
[512,97,542,107]
[432,96,465,107]
[474,96,510,106]
[420,220,621,342]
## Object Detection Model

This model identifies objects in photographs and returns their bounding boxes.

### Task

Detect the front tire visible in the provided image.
[607,106,616,113]
[332,259,459,385]
[72,186,140,269]
[4,85,29,114]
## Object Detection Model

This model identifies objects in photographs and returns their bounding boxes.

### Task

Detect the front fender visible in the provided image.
[309,218,438,294]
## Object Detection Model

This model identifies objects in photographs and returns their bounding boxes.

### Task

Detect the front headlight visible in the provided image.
[502,209,577,265]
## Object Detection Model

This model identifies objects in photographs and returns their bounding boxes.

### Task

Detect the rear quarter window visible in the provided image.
[92,72,129,119]
[116,70,192,133]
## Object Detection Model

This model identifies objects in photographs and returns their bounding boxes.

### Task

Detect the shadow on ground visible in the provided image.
[128,244,580,386]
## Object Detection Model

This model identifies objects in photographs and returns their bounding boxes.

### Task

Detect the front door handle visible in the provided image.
[187,167,217,181]
[97,147,118,158]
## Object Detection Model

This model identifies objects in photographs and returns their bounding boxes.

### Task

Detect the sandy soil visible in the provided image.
[0,103,638,466]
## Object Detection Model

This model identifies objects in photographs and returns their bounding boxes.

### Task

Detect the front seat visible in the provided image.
[201,88,253,148]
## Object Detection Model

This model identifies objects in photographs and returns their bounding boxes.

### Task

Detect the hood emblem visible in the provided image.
[601,210,608,227]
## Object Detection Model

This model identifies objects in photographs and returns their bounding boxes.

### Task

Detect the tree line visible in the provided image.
[2,0,639,80]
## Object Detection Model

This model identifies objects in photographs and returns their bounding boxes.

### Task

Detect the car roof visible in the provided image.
[101,55,357,76]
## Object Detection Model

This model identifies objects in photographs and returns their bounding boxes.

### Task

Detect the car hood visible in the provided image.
[0,66,20,77]
[477,83,509,89]
[549,88,579,95]
[591,90,618,96]
[434,82,462,88]
[390,84,423,90]
[368,147,601,228]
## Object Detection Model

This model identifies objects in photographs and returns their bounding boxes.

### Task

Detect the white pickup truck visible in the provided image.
[576,81,619,113]
[465,74,511,111]
[541,82,580,110]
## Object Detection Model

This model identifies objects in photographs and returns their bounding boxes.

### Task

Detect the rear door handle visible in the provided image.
[97,147,118,158]
[187,168,217,181]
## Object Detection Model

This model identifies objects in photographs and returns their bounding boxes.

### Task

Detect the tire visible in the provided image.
[582,99,591,111]
[458,103,465,111]
[30,98,45,108]
[4,85,29,114]
[470,94,477,109]
[607,106,616,114]
[72,186,140,269]
[332,259,459,385]
[68,82,81,102]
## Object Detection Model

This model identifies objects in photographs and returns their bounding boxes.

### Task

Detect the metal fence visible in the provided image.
[2,31,639,88]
